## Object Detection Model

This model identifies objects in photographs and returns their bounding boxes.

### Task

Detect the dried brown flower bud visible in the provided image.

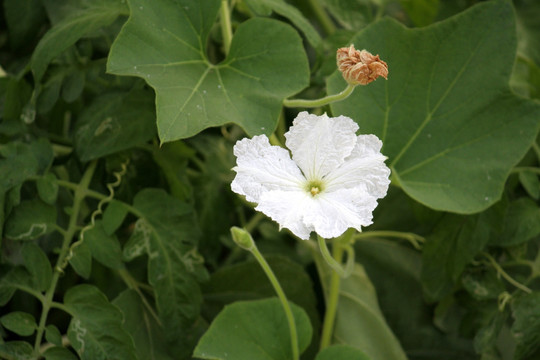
[336,45,388,85]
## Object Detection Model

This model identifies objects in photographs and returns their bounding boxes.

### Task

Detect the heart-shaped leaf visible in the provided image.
[328,0,540,214]
[193,298,312,360]
[107,0,309,142]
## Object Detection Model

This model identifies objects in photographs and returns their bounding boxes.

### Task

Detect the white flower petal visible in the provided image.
[256,187,379,240]
[325,134,391,199]
[231,135,305,203]
[285,112,359,180]
[256,189,315,240]
[306,188,379,239]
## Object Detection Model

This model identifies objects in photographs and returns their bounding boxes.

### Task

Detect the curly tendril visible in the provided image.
[60,158,130,272]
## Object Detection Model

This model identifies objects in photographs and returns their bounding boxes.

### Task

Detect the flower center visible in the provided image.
[306,180,324,197]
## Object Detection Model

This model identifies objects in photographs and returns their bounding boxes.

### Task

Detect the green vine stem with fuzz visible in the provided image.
[220,0,233,56]
[481,252,532,294]
[317,234,355,277]
[231,227,300,360]
[355,230,425,250]
[33,160,97,357]
[283,84,356,108]
[318,228,355,350]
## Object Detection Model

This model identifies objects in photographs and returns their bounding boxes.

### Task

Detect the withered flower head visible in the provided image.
[337,45,388,85]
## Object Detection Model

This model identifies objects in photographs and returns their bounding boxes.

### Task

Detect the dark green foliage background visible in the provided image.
[1,0,540,359]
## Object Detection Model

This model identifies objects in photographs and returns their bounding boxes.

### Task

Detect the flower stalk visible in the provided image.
[220,0,233,55]
[318,229,356,350]
[230,227,300,360]
[283,83,355,108]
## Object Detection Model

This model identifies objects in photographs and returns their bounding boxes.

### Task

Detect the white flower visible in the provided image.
[231,112,391,240]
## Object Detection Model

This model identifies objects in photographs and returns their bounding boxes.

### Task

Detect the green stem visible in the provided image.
[283,84,355,108]
[482,252,532,294]
[33,160,97,357]
[512,166,540,175]
[308,0,336,35]
[317,235,354,277]
[250,244,299,360]
[220,0,233,56]
[355,230,425,250]
[319,237,344,350]
[117,268,162,325]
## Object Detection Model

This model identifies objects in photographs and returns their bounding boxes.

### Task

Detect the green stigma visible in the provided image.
[306,180,324,197]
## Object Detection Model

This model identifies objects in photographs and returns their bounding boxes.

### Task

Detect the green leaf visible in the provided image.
[0,311,37,336]
[461,269,505,301]
[0,267,33,306]
[83,220,123,269]
[0,341,34,360]
[519,170,540,199]
[124,188,207,343]
[511,292,540,359]
[322,0,376,30]
[68,240,92,279]
[102,200,128,235]
[315,345,371,360]
[201,255,320,338]
[74,90,156,162]
[61,69,85,103]
[328,0,540,214]
[37,173,59,205]
[323,264,408,360]
[43,346,78,360]
[22,242,53,291]
[107,0,309,142]
[398,0,439,27]
[202,254,318,313]
[45,324,64,347]
[31,0,127,83]
[244,0,322,48]
[489,197,540,247]
[0,142,38,192]
[4,199,57,241]
[64,284,137,360]
[113,289,175,360]
[193,298,312,360]
[421,213,490,301]
[152,141,194,201]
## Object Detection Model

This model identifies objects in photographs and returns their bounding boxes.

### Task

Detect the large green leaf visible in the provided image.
[328,0,540,214]
[318,262,407,360]
[193,298,312,360]
[201,255,319,331]
[64,284,137,360]
[124,188,207,345]
[107,0,309,142]
[31,0,127,83]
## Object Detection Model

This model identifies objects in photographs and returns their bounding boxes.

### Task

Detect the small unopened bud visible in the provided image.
[337,45,388,85]
[230,226,255,251]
